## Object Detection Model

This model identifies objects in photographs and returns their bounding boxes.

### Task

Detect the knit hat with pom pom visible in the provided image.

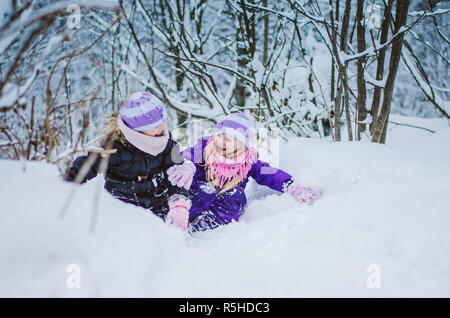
[119,91,166,131]
[215,112,256,147]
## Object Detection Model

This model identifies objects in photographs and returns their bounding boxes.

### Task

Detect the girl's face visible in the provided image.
[214,133,246,157]
[142,123,166,137]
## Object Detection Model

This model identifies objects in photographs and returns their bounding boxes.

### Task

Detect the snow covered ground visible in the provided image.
[0,115,449,297]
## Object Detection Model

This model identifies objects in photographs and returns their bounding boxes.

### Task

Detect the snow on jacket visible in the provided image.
[180,136,293,231]
[65,135,189,219]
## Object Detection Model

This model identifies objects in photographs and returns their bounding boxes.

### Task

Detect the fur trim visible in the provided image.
[204,136,258,189]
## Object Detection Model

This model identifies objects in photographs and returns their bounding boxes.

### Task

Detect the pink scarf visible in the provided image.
[117,115,169,155]
[204,136,258,188]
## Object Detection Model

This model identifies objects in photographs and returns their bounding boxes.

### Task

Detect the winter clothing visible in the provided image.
[215,113,256,147]
[167,161,196,190]
[286,182,321,206]
[65,128,188,220]
[66,102,189,218]
[117,115,169,155]
[181,136,294,232]
[66,91,191,219]
[120,91,166,131]
[166,197,191,230]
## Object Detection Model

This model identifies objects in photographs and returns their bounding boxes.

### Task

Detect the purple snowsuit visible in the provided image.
[181,136,293,232]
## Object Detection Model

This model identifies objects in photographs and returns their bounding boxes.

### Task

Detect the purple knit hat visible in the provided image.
[215,113,256,147]
[119,91,166,131]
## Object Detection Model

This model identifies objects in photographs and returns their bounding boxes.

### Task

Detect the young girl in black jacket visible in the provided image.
[65,92,195,230]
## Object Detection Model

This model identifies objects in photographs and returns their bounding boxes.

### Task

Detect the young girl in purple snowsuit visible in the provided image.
[168,113,321,233]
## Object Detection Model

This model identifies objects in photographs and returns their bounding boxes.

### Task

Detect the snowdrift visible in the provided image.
[1,115,449,297]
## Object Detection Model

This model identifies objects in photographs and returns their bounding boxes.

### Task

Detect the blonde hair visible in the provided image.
[100,111,127,146]
[204,137,247,195]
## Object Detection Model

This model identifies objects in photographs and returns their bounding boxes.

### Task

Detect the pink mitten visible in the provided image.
[288,183,321,206]
[167,161,196,190]
[165,199,191,231]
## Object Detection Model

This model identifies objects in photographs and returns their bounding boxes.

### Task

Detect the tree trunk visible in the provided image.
[343,70,352,141]
[330,0,341,141]
[371,0,410,144]
[356,0,366,140]
[262,0,269,66]
[334,77,342,142]
[341,0,352,141]
[370,0,393,135]
[234,0,256,108]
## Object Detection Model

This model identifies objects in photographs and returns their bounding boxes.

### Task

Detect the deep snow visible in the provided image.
[0,115,449,297]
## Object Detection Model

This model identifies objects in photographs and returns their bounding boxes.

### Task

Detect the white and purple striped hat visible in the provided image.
[215,112,256,147]
[119,91,166,131]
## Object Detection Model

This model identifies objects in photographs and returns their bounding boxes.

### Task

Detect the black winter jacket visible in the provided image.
[65,135,189,218]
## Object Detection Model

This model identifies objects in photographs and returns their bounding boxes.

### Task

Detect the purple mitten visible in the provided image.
[288,183,321,206]
[165,199,191,231]
[167,161,196,190]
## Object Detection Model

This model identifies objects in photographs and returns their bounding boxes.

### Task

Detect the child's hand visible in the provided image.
[166,199,191,231]
[167,161,196,190]
[287,183,321,206]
